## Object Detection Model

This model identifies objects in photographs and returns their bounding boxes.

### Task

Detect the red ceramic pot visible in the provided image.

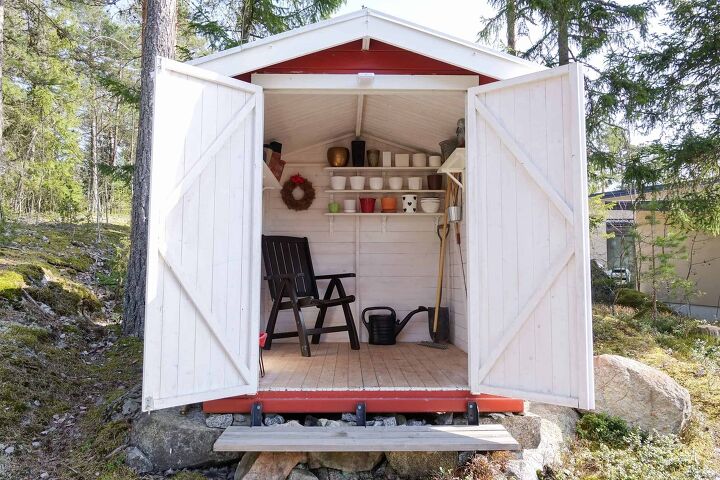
[359,197,376,213]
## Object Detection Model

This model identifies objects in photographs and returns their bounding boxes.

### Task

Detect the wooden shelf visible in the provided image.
[325,212,442,217]
[325,166,441,172]
[325,189,445,194]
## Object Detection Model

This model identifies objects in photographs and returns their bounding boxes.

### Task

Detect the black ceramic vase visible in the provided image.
[351,140,365,167]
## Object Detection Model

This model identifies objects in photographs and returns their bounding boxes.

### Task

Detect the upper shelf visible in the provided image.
[325,166,440,172]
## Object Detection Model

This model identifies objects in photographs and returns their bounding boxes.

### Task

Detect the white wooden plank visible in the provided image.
[214,425,520,452]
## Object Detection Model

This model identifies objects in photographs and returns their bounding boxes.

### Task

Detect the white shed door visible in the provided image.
[142,58,263,411]
[466,63,594,409]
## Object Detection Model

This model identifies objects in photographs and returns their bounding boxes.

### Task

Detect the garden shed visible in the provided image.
[142,8,594,426]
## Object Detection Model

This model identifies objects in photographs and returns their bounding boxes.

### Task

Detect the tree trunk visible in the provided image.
[123,0,177,337]
[557,6,570,66]
[0,0,4,223]
[506,0,516,54]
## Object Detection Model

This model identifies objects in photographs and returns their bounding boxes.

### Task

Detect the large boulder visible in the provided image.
[594,354,691,434]
[128,407,240,472]
[234,452,306,480]
[385,451,459,479]
[478,413,541,450]
[307,452,384,472]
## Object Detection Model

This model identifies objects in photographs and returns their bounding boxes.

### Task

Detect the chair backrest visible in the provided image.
[261,235,319,300]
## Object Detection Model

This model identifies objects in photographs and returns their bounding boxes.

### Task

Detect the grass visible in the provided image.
[547,305,720,479]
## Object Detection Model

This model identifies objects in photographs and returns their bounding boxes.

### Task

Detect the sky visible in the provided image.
[335,0,497,45]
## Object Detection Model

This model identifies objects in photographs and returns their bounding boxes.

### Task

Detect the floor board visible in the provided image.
[260,342,468,391]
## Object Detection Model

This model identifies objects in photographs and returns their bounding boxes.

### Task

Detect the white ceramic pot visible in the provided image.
[343,199,357,212]
[369,177,384,190]
[388,177,403,190]
[420,199,440,213]
[382,151,393,167]
[428,155,442,167]
[394,153,410,167]
[349,176,366,190]
[412,153,427,167]
[330,176,347,190]
[401,194,418,214]
[408,177,422,190]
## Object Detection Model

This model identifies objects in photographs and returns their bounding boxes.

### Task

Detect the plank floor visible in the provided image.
[214,425,520,452]
[260,342,468,391]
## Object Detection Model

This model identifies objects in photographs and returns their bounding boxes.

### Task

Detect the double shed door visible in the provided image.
[141,59,593,411]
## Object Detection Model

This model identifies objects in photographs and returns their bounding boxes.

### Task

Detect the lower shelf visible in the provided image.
[325,213,442,217]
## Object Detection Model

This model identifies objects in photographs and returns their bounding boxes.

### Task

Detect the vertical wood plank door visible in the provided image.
[142,58,264,411]
[465,63,594,409]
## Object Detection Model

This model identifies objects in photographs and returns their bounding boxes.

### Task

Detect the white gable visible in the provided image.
[189,9,545,80]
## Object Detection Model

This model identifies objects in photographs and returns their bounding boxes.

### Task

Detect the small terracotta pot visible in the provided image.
[359,197,376,213]
[427,174,443,190]
[381,197,397,212]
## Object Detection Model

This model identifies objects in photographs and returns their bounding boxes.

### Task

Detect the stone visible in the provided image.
[234,452,260,480]
[594,354,692,434]
[235,451,306,480]
[505,402,580,479]
[125,446,153,474]
[3,446,14,455]
[695,324,720,338]
[305,415,320,426]
[270,420,303,428]
[435,412,453,425]
[373,416,396,427]
[264,413,285,426]
[479,414,542,449]
[452,415,468,425]
[39,473,49,479]
[308,452,384,472]
[385,451,458,479]
[31,441,41,448]
[206,414,233,429]
[233,414,251,427]
[288,467,319,480]
[129,408,240,472]
[394,414,407,426]
[405,419,425,426]
[341,413,357,422]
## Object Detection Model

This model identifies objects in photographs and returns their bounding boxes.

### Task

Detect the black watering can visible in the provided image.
[361,306,428,345]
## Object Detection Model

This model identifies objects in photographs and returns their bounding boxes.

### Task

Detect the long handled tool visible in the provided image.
[420,182,457,349]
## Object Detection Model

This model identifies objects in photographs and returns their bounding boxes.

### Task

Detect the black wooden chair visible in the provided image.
[261,235,360,357]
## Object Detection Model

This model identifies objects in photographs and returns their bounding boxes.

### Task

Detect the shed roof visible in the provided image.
[189,8,545,80]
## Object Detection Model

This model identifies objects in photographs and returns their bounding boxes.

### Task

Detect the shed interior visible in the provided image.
[259,91,469,391]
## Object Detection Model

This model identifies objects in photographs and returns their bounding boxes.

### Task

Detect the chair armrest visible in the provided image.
[315,273,356,280]
[264,273,304,281]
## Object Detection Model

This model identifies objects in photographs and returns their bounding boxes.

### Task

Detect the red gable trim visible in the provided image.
[235,40,497,84]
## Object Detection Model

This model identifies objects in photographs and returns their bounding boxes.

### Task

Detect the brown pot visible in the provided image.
[427,174,443,190]
[367,149,381,167]
[381,196,397,213]
[327,147,349,167]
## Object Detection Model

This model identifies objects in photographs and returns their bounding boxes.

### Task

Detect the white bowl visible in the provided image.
[394,153,410,167]
[388,177,403,190]
[429,155,442,167]
[369,177,384,190]
[420,201,440,213]
[349,176,365,190]
[408,177,423,190]
[330,176,347,190]
[412,153,427,167]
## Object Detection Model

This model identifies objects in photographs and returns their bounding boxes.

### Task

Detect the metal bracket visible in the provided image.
[467,401,479,426]
[251,402,263,427]
[355,402,366,426]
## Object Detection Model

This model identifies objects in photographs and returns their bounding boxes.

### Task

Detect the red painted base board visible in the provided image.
[203,390,524,414]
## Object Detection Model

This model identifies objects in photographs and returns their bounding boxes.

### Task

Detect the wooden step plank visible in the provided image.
[214,425,520,452]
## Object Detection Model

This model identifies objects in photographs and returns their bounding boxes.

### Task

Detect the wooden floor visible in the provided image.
[260,342,468,391]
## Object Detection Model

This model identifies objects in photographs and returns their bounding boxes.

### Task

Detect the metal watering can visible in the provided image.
[361,306,428,345]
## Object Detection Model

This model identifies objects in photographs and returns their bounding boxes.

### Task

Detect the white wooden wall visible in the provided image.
[261,138,451,344]
[448,189,469,353]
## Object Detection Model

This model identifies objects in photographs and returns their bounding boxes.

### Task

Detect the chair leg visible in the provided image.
[264,297,282,350]
[259,347,265,377]
[342,301,360,350]
[311,306,328,345]
[288,290,312,357]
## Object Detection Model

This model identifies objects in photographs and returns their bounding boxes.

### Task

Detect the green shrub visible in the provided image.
[576,413,631,446]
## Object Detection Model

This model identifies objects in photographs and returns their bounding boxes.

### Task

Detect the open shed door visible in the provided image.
[142,58,263,411]
[466,63,594,409]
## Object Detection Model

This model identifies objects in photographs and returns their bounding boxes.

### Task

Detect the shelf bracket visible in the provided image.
[381,215,387,233]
